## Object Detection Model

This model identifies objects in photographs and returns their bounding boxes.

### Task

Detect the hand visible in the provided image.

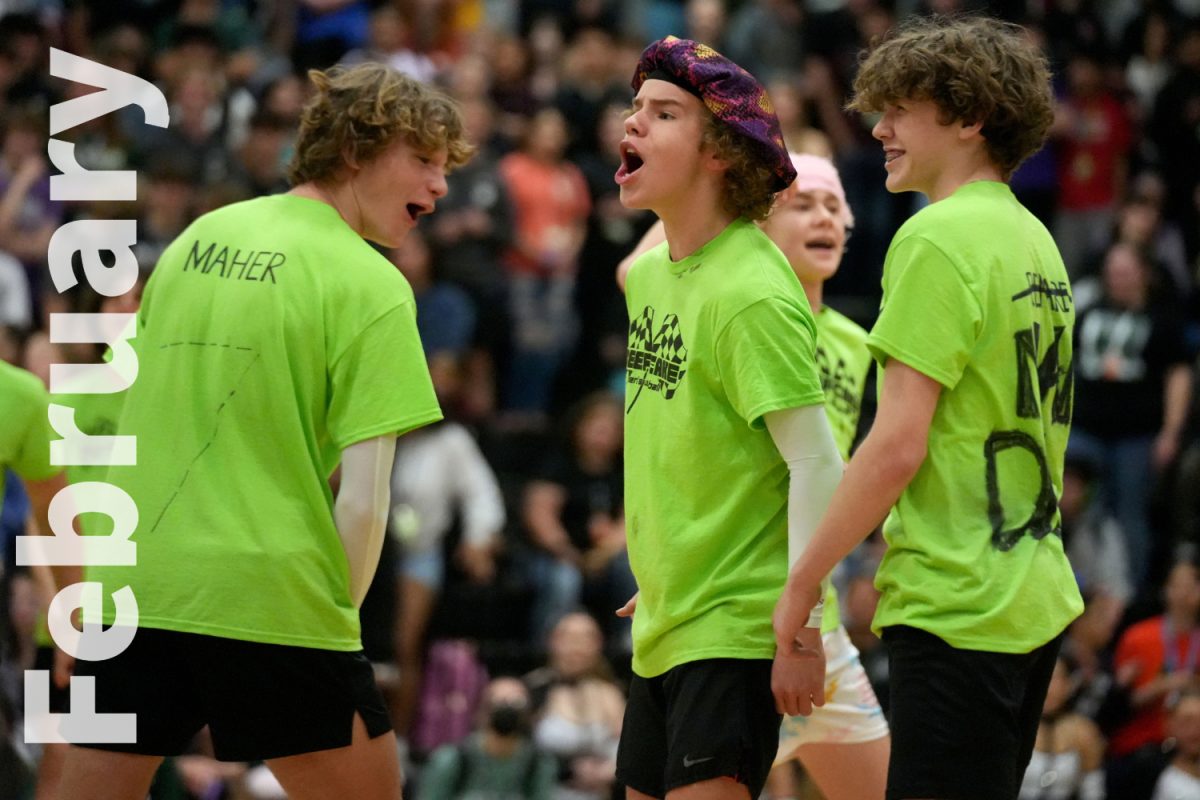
[773,579,822,650]
[53,648,75,690]
[1153,430,1180,471]
[772,626,826,717]
[616,592,638,618]
[456,543,496,584]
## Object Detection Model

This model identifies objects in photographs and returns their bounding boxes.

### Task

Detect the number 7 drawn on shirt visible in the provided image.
[147,341,260,534]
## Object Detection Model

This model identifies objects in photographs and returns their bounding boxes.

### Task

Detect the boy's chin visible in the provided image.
[617,186,652,211]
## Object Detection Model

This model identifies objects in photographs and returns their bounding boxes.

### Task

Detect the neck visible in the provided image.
[291,180,361,234]
[801,279,822,312]
[1174,750,1200,777]
[1167,611,1197,633]
[482,731,521,757]
[927,156,1004,204]
[660,207,736,262]
[578,449,612,474]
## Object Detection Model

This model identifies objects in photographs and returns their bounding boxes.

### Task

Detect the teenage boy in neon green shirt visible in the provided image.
[774,16,1085,800]
[56,64,474,800]
[612,37,844,800]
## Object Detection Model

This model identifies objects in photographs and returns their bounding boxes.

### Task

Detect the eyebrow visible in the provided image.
[630,97,686,112]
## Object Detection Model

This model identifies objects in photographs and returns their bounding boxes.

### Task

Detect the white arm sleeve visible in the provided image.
[764,405,844,629]
[335,435,397,607]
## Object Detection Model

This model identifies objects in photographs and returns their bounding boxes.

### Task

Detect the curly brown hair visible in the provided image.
[287,63,474,186]
[701,117,779,222]
[848,15,1054,180]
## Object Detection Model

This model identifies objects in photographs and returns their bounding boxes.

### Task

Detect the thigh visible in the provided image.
[884,626,1035,800]
[199,635,392,762]
[55,746,162,800]
[266,712,402,800]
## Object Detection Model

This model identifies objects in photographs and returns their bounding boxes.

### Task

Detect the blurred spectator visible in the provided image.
[499,106,590,415]
[683,0,727,49]
[388,373,506,744]
[419,676,559,800]
[1109,559,1200,792]
[1123,9,1173,118]
[724,0,805,84]
[1110,179,1191,301]
[221,108,293,199]
[522,392,629,646]
[1071,242,1192,589]
[427,95,515,421]
[1149,25,1200,263]
[1053,49,1133,277]
[553,26,626,159]
[568,100,654,404]
[1114,688,1200,800]
[525,612,624,800]
[1150,689,1200,799]
[0,250,29,330]
[391,228,477,361]
[133,155,198,269]
[489,34,539,149]
[0,107,61,299]
[1063,452,1134,611]
[1019,654,1106,799]
[342,5,438,84]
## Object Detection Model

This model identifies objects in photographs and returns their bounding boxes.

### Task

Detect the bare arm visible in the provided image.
[1154,363,1193,469]
[24,472,81,592]
[773,359,941,644]
[616,220,666,293]
[523,481,581,564]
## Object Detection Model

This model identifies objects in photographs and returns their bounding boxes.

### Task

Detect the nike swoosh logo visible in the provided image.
[683,755,715,768]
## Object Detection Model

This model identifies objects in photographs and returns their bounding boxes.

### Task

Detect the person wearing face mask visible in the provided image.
[419,677,558,800]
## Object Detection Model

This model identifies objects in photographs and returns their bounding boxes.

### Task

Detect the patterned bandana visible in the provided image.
[632,36,796,193]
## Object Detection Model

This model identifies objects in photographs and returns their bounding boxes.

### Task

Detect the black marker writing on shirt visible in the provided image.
[1011,272,1072,312]
[183,241,286,284]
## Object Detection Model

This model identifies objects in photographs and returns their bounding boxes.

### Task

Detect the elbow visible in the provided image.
[877,436,927,486]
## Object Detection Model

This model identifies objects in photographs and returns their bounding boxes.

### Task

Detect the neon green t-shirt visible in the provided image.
[813,305,871,634]
[87,194,442,651]
[624,218,825,678]
[867,181,1083,653]
[0,361,58,513]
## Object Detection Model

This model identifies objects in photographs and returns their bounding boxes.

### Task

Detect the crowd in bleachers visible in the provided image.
[1,0,1199,798]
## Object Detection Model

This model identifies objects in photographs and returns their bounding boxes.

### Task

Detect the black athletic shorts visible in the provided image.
[71,626,392,761]
[883,625,1063,800]
[616,658,780,799]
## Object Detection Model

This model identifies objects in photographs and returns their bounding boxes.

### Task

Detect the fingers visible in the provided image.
[615,593,638,617]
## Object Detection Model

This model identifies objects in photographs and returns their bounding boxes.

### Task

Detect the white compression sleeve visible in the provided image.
[335,435,397,607]
[764,406,844,629]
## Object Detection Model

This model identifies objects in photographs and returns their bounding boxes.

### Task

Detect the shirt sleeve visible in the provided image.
[714,296,826,429]
[328,302,443,450]
[867,234,983,389]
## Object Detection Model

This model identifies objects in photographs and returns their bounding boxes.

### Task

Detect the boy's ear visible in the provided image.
[958,118,985,141]
[703,145,730,174]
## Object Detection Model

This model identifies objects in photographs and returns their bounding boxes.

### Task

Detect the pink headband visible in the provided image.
[789,153,854,227]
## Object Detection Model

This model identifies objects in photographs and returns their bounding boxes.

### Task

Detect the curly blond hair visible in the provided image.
[702,117,778,222]
[287,63,474,186]
[848,15,1054,180]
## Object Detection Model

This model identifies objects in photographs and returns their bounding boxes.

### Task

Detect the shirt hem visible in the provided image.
[633,645,775,678]
[98,614,362,652]
[334,409,443,450]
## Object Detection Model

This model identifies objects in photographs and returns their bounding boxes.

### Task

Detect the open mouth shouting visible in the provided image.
[615,142,645,185]
[805,236,837,254]
[405,202,432,222]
